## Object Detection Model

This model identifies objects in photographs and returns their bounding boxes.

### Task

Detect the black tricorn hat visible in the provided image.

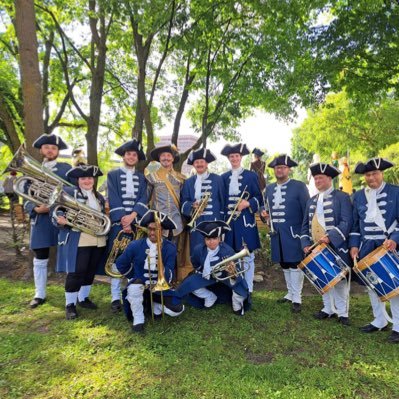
[221,143,250,157]
[150,144,180,164]
[114,139,146,160]
[194,220,231,238]
[187,148,217,165]
[309,162,340,178]
[252,148,264,157]
[354,157,394,174]
[66,165,103,178]
[268,154,298,168]
[139,210,177,231]
[33,134,68,150]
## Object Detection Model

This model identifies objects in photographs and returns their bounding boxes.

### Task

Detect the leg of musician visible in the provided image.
[110,277,122,312]
[126,283,145,332]
[388,296,399,343]
[290,267,304,313]
[363,289,388,331]
[192,287,217,308]
[30,248,50,308]
[244,252,255,294]
[232,291,245,315]
[333,280,350,326]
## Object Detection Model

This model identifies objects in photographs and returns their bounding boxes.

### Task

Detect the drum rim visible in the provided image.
[356,245,388,271]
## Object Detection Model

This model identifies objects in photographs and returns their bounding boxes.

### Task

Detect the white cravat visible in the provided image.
[274,179,290,207]
[43,159,57,170]
[365,183,386,231]
[121,167,136,198]
[81,188,100,211]
[202,246,220,280]
[145,238,158,272]
[194,172,209,201]
[229,167,243,196]
[316,186,333,229]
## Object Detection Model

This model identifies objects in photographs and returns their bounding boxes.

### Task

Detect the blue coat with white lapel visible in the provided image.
[266,179,309,263]
[301,189,353,264]
[181,172,225,253]
[221,169,262,252]
[106,168,148,250]
[176,242,249,305]
[116,237,176,286]
[349,183,399,258]
[24,162,72,250]
[54,186,106,273]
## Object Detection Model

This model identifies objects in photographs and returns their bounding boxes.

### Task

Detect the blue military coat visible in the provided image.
[54,186,106,273]
[221,169,262,252]
[349,183,399,258]
[116,237,176,286]
[181,172,225,253]
[24,162,71,250]
[106,168,148,249]
[301,189,353,264]
[265,179,309,263]
[176,242,249,308]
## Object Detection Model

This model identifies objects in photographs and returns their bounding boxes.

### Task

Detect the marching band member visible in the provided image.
[25,134,71,308]
[116,210,184,333]
[261,155,309,313]
[181,148,225,254]
[54,165,107,320]
[177,220,249,315]
[301,163,353,326]
[106,139,148,312]
[349,158,399,343]
[146,145,185,242]
[250,148,266,191]
[221,143,262,297]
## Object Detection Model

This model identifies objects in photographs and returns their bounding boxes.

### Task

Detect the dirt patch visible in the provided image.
[246,351,275,364]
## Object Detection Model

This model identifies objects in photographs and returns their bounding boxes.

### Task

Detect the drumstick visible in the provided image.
[306,235,328,254]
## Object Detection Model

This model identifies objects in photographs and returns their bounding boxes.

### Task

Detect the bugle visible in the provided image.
[187,192,210,228]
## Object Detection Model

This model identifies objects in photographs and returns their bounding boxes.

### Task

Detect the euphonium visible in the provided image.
[226,185,250,225]
[187,192,210,228]
[104,226,148,278]
[204,247,250,281]
[152,212,170,292]
[6,145,72,206]
[52,187,111,236]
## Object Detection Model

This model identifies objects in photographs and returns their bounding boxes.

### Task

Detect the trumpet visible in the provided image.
[105,226,148,278]
[52,187,111,236]
[5,145,73,206]
[187,192,210,228]
[203,247,250,281]
[226,185,250,225]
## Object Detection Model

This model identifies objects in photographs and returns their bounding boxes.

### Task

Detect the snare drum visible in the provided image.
[354,245,399,302]
[299,243,349,294]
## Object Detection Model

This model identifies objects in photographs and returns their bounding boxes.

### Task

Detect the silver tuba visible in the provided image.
[204,247,250,281]
[52,186,111,236]
[6,145,72,206]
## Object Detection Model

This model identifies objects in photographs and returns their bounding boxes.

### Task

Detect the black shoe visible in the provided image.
[388,331,399,343]
[292,303,301,313]
[132,323,144,333]
[360,323,388,333]
[233,308,244,316]
[313,310,336,320]
[66,304,78,320]
[338,316,350,326]
[276,298,291,304]
[78,298,98,310]
[29,297,46,308]
[111,300,122,313]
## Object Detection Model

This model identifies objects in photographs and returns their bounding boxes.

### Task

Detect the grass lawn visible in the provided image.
[0,278,398,399]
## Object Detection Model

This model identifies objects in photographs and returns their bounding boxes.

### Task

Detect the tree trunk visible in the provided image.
[14,0,43,155]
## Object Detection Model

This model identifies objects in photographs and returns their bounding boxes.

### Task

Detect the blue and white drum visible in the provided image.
[354,245,399,302]
[299,243,350,295]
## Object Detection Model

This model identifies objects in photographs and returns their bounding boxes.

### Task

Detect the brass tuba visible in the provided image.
[187,192,210,228]
[104,226,148,278]
[204,247,250,281]
[52,187,111,236]
[6,145,73,206]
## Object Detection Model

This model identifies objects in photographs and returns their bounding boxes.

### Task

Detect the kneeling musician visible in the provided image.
[177,220,249,316]
[115,210,184,333]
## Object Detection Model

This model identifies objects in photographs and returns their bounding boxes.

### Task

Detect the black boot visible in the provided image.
[66,304,78,320]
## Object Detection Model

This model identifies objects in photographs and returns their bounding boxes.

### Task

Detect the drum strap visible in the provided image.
[387,220,398,236]
[311,213,326,243]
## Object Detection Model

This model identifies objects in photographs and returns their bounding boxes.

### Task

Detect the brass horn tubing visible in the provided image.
[208,247,250,281]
